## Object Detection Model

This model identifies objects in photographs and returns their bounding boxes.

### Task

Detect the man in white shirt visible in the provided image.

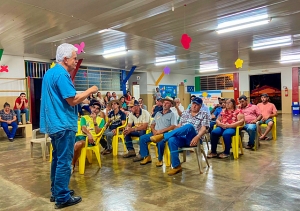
[170,97,184,123]
[110,92,119,101]
[123,100,150,158]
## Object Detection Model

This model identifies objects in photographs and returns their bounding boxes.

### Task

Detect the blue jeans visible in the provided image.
[211,127,236,155]
[125,130,146,151]
[139,133,157,158]
[209,121,216,133]
[1,122,18,139]
[164,124,198,168]
[14,109,29,123]
[50,130,75,204]
[242,124,256,145]
[157,140,167,161]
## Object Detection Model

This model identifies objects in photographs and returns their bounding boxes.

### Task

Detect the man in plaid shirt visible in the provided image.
[150,97,210,176]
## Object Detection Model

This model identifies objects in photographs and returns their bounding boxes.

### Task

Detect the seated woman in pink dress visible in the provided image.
[208,98,244,159]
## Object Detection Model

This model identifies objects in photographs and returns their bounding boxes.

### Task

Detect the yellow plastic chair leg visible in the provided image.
[272,126,277,140]
[79,148,87,175]
[93,147,101,168]
[232,136,238,159]
[49,144,53,162]
[86,150,93,163]
[112,136,118,156]
[164,142,171,167]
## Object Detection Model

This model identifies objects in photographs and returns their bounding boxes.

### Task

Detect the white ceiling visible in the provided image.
[1,0,300,75]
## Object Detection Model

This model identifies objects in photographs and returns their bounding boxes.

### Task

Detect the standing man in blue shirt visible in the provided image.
[40,43,98,209]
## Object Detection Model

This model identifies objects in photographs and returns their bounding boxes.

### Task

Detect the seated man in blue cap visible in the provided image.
[150,97,210,176]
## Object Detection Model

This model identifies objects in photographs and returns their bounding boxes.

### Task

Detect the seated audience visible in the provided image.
[104,92,111,104]
[239,95,262,149]
[123,100,150,158]
[96,92,105,108]
[151,98,163,117]
[138,98,147,110]
[125,91,132,105]
[110,92,118,101]
[150,97,210,175]
[209,98,226,133]
[170,97,184,123]
[136,98,177,165]
[120,96,127,110]
[154,87,161,101]
[257,94,277,140]
[13,93,31,124]
[208,98,244,159]
[72,102,105,170]
[186,95,196,110]
[102,100,126,155]
[0,102,18,141]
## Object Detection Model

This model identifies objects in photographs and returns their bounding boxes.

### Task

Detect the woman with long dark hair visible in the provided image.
[208,98,244,159]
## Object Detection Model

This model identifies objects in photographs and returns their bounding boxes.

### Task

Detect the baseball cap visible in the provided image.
[157,97,162,101]
[239,95,247,100]
[128,100,140,107]
[192,97,203,105]
[261,93,269,97]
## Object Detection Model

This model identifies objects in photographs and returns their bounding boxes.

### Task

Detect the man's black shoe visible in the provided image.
[50,190,75,202]
[55,196,82,209]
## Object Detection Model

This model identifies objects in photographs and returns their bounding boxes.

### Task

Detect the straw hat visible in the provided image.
[161,96,175,106]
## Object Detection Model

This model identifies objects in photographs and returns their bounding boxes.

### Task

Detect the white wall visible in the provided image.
[239,67,292,92]
[147,72,195,94]
[127,72,147,94]
[0,55,26,96]
[0,55,25,78]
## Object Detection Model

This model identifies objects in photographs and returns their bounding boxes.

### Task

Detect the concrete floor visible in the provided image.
[0,114,299,211]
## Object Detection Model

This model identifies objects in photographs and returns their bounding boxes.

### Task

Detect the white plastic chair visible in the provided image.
[30,128,50,161]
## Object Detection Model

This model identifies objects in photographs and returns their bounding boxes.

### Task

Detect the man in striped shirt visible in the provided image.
[150,97,210,176]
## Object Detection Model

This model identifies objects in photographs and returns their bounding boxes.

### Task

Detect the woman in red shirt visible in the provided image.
[208,98,244,159]
[125,91,132,105]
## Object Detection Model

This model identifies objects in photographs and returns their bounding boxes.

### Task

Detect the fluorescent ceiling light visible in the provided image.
[155,56,176,65]
[252,42,292,50]
[217,14,269,29]
[280,59,300,64]
[98,29,111,33]
[253,35,292,47]
[102,47,127,58]
[217,19,270,34]
[103,51,127,58]
[280,54,300,63]
[199,69,218,73]
[200,63,219,72]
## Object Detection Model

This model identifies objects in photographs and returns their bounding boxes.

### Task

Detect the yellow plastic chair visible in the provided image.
[213,125,243,159]
[112,119,128,156]
[78,128,104,174]
[259,116,277,140]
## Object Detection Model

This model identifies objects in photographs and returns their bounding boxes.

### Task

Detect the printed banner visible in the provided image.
[190,91,221,111]
[159,85,177,98]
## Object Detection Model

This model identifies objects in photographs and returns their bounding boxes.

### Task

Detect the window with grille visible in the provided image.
[200,74,233,90]
[25,60,51,78]
[75,66,122,91]
[25,61,122,91]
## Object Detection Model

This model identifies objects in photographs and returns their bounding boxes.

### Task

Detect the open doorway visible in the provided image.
[30,78,43,128]
[132,84,140,100]
[249,73,281,110]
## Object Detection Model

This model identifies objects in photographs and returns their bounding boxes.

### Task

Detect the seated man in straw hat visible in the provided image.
[102,100,126,155]
[150,97,210,176]
[123,100,150,158]
[136,97,177,165]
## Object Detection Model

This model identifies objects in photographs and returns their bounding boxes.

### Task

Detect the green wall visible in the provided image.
[195,76,200,91]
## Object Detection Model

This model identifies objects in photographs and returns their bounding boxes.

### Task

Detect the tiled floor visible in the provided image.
[0,114,299,211]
